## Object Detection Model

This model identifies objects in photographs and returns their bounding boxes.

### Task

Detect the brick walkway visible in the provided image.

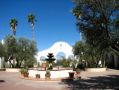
[0,69,119,90]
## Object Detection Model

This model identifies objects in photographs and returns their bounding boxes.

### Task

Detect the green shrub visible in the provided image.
[20,68,28,74]
[45,70,51,77]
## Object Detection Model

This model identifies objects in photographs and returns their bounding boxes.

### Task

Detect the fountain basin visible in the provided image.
[28,69,73,79]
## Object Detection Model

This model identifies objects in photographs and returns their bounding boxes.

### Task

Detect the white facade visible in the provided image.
[0,40,4,69]
[36,41,74,62]
[0,57,4,69]
[28,69,73,79]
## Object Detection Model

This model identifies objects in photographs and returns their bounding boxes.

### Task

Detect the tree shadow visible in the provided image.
[61,75,119,89]
[0,80,5,83]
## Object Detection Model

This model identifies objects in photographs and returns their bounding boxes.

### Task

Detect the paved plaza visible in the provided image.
[0,69,119,90]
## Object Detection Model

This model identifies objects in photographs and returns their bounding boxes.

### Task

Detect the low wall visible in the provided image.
[6,68,20,72]
[0,68,5,71]
[86,68,107,72]
[28,69,73,79]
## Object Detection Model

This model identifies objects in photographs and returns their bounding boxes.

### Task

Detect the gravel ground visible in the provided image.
[0,69,119,90]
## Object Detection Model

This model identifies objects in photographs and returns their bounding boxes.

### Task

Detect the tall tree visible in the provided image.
[72,0,119,55]
[4,35,37,68]
[4,35,17,68]
[0,42,5,57]
[73,41,107,67]
[10,18,18,36]
[17,38,37,68]
[27,13,35,41]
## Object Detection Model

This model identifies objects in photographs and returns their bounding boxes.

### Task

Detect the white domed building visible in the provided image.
[36,41,74,62]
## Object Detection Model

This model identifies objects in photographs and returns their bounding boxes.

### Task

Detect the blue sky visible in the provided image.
[0,0,80,51]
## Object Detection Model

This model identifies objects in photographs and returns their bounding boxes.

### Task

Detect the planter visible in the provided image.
[75,68,80,75]
[69,72,74,79]
[20,68,28,77]
[45,76,50,80]
[45,74,51,80]
[86,68,107,72]
[21,72,24,77]
[42,63,46,68]
[36,74,40,79]
[76,71,80,74]
[45,70,51,80]
[75,71,81,79]
[24,73,29,77]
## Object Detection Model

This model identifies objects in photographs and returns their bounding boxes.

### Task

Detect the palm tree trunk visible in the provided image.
[13,30,16,38]
[32,24,35,41]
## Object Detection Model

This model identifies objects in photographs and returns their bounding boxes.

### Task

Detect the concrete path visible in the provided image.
[0,69,119,90]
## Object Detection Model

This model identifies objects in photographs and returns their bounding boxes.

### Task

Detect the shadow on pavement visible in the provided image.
[0,80,5,83]
[61,75,119,89]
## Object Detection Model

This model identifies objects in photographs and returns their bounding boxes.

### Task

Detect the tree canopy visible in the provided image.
[28,13,36,41]
[0,42,5,57]
[73,41,106,67]
[72,0,119,67]
[10,18,18,36]
[72,0,119,54]
[4,35,37,68]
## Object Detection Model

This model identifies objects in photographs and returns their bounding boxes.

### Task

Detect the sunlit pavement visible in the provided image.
[0,69,119,90]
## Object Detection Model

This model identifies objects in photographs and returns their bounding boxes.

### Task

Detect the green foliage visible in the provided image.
[45,70,51,77]
[27,13,35,41]
[10,18,18,36]
[72,0,119,67]
[76,68,81,72]
[37,62,41,68]
[72,0,119,54]
[73,41,86,58]
[76,63,85,70]
[56,57,71,67]
[62,58,71,67]
[23,57,36,68]
[73,41,106,68]
[48,65,53,70]
[0,42,5,57]
[20,68,28,74]
[28,13,35,26]
[4,35,37,68]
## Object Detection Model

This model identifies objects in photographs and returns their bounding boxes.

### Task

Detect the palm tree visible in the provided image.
[10,18,18,36]
[27,13,35,41]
